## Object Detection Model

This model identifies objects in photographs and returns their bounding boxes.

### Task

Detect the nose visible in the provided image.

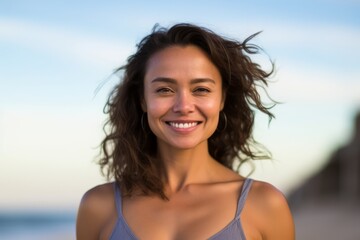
[172,91,195,114]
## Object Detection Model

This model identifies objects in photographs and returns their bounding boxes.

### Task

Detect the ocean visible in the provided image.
[0,211,76,240]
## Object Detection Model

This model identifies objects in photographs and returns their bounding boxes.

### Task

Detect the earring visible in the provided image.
[217,111,228,132]
[141,112,147,132]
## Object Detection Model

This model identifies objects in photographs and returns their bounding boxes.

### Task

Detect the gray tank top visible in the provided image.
[110,178,253,240]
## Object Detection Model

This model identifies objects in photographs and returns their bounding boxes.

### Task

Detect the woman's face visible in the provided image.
[143,45,224,151]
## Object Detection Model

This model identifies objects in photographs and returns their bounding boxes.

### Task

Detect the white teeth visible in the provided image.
[169,122,198,129]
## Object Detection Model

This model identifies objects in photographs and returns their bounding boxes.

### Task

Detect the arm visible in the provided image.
[76,184,115,240]
[258,182,295,240]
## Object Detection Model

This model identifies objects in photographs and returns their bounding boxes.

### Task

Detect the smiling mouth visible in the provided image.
[166,121,200,129]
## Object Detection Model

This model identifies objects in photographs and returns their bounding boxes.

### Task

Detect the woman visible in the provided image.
[76,23,295,240]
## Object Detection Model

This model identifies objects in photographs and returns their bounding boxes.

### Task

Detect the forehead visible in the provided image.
[144,45,221,83]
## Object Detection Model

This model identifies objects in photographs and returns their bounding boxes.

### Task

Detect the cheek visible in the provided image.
[201,97,223,114]
[146,98,171,117]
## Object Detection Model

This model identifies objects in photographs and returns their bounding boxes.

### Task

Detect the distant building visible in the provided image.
[289,112,360,207]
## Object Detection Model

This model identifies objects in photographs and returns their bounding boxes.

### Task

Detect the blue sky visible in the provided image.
[0,0,359,210]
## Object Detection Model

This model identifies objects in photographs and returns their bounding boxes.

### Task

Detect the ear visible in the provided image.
[141,98,147,112]
[220,92,226,111]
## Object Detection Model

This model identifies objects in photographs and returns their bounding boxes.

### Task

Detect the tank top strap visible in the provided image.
[235,178,253,219]
[113,182,123,217]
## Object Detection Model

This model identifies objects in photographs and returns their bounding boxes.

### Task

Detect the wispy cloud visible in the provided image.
[266,23,360,55]
[272,65,360,104]
[218,18,360,61]
[0,18,133,68]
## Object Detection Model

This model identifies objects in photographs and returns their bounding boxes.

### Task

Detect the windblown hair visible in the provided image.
[99,23,275,198]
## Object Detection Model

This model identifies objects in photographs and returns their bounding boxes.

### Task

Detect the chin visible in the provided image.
[167,139,207,150]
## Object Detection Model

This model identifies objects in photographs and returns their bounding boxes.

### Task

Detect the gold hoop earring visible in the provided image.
[217,111,227,132]
[141,112,147,132]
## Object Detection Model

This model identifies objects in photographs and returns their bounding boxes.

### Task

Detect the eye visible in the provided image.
[156,87,174,94]
[193,87,211,94]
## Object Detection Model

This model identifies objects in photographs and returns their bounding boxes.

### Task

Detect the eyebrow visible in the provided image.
[151,77,216,85]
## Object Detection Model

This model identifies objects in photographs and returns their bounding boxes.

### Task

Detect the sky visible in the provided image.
[0,0,359,211]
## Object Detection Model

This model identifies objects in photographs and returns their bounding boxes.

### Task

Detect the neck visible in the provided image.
[156,141,215,193]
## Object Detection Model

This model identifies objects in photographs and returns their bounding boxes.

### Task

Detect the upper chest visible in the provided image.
[121,183,243,240]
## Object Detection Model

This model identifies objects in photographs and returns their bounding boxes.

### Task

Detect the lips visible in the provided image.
[166,121,200,129]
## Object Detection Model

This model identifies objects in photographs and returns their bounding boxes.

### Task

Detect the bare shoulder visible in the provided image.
[250,180,288,209]
[76,183,117,240]
[80,182,115,207]
[248,180,295,240]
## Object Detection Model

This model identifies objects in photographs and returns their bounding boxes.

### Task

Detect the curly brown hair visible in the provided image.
[99,23,275,199]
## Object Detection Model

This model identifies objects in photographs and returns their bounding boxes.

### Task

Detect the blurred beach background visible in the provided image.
[0,0,359,239]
